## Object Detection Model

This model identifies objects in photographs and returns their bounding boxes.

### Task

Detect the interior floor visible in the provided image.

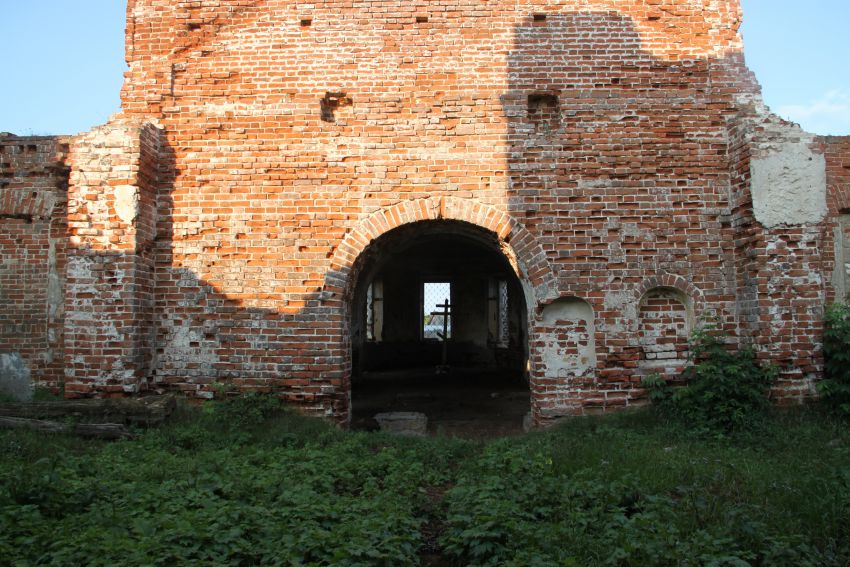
[351,367,530,439]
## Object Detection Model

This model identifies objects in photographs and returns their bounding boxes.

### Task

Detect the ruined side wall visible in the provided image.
[64,120,160,397]
[823,137,850,302]
[0,136,69,394]
[723,110,850,403]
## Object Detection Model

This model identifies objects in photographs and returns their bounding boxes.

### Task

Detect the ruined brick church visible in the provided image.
[2,0,849,426]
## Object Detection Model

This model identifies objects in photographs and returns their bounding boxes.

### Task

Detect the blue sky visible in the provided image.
[1,1,848,136]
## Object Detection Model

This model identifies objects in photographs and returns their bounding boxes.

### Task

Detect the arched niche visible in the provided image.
[534,297,597,382]
[637,286,693,369]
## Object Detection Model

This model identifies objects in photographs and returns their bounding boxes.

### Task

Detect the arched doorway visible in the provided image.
[348,220,531,437]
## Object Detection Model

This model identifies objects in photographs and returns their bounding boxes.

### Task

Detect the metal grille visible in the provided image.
[423,282,451,340]
[366,280,382,341]
[366,283,374,340]
[498,279,509,346]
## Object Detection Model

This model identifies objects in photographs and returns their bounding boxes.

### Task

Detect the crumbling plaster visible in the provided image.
[751,141,827,229]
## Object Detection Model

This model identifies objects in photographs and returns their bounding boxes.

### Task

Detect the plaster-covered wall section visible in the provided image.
[532,297,599,421]
[750,141,827,228]
[726,110,845,403]
[63,119,161,397]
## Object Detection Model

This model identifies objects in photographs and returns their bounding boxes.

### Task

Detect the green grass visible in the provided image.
[1,399,848,566]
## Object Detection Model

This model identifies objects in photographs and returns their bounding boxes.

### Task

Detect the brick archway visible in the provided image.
[324,196,558,307]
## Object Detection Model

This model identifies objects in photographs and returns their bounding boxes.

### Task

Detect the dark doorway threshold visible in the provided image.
[351,367,530,439]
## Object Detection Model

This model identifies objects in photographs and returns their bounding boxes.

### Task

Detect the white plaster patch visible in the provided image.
[750,142,827,228]
[0,353,33,402]
[113,185,139,224]
[539,298,597,378]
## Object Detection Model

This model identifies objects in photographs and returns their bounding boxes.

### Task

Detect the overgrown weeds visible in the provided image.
[821,302,850,416]
[1,398,848,565]
[643,323,777,436]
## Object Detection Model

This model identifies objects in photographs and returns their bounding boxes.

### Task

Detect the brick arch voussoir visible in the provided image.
[325,197,557,304]
[635,273,703,308]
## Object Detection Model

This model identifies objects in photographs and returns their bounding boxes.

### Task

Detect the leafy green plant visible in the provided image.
[643,324,777,435]
[207,391,284,428]
[2,397,850,565]
[820,303,850,416]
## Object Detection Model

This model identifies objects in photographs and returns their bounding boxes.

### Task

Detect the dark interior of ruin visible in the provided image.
[349,221,531,436]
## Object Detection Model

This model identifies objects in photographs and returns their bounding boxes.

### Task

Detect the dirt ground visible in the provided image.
[350,367,530,439]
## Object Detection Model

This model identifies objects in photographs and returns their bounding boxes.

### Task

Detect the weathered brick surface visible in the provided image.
[63,121,160,396]
[0,136,69,391]
[3,1,850,423]
[824,137,850,302]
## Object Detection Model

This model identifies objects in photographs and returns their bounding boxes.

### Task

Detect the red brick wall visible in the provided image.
[823,136,850,302]
[0,136,69,391]
[24,0,842,421]
[638,290,689,364]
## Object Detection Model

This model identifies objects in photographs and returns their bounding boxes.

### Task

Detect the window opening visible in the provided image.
[423,282,452,340]
[366,280,383,341]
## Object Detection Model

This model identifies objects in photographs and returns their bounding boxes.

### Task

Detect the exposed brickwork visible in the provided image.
[63,120,160,397]
[638,290,689,364]
[0,136,69,391]
[3,1,850,424]
[824,136,850,215]
[823,137,850,302]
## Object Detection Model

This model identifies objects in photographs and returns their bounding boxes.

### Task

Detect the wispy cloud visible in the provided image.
[776,89,850,136]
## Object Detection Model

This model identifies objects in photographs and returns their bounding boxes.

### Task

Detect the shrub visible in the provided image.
[643,324,777,435]
[820,303,850,416]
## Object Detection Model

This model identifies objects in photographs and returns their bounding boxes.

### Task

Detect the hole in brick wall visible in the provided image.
[415,15,429,23]
[527,93,560,131]
[26,145,37,153]
[528,93,558,112]
[321,91,352,123]
[300,18,312,27]
[0,213,33,223]
[0,182,9,189]
[187,22,201,31]
[533,13,547,22]
[648,15,661,21]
